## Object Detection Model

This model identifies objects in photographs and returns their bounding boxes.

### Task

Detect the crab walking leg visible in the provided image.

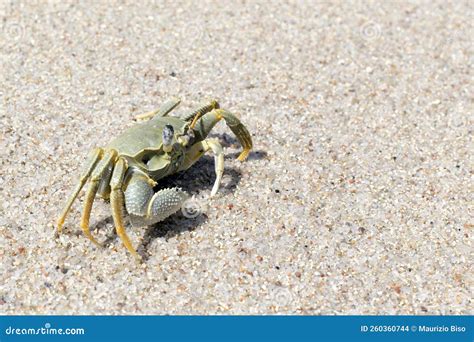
[125,173,189,228]
[181,99,220,125]
[80,149,117,246]
[135,97,181,120]
[193,109,253,161]
[206,140,225,196]
[179,139,224,196]
[109,158,141,261]
[57,148,103,234]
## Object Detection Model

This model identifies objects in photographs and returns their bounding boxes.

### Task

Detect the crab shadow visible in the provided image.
[209,132,267,161]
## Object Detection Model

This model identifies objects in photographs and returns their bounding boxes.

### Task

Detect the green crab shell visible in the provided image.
[106,116,188,174]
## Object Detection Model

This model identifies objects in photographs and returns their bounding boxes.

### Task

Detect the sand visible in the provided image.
[0,1,472,314]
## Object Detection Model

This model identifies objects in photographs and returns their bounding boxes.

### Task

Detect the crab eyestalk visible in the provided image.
[162,124,174,153]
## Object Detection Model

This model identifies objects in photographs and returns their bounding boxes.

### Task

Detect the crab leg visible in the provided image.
[80,149,117,247]
[57,148,103,234]
[179,139,224,196]
[181,99,220,125]
[193,109,253,161]
[109,158,141,261]
[135,97,181,120]
[205,139,224,196]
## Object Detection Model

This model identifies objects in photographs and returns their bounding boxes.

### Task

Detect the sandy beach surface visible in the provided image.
[0,1,472,314]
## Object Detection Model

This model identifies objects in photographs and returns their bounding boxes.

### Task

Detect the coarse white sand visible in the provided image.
[0,1,472,314]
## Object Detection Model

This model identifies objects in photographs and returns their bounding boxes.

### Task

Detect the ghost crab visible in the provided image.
[57,98,252,261]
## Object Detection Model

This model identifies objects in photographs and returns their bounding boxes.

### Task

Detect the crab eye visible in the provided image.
[162,125,174,152]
